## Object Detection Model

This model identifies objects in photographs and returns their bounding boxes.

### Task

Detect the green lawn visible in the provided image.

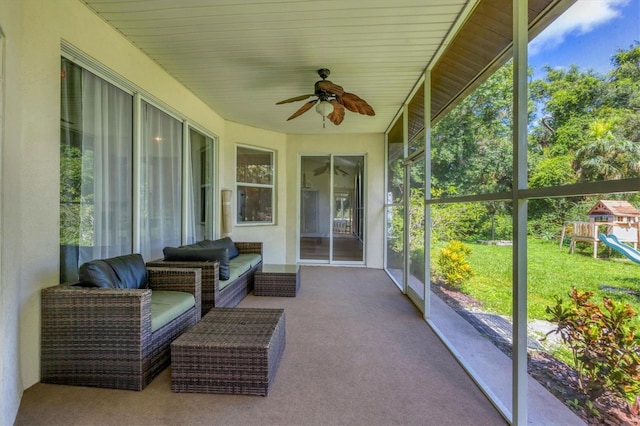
[441,239,640,325]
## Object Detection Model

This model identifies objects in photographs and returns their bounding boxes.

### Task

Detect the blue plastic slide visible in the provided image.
[598,233,640,265]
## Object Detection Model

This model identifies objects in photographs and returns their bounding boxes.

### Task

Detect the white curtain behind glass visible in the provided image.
[78,71,133,266]
[184,129,197,243]
[140,102,182,260]
[186,128,214,242]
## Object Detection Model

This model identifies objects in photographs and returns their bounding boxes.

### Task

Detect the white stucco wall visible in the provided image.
[224,121,289,263]
[0,2,385,424]
[0,0,226,423]
[0,1,24,423]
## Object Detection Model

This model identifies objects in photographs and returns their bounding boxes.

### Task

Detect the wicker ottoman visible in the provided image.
[254,264,300,297]
[171,308,285,396]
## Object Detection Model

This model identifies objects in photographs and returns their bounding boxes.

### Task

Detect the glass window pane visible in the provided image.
[387,137,404,204]
[408,85,425,154]
[408,157,425,306]
[409,129,425,157]
[385,205,404,286]
[187,127,215,241]
[528,2,640,188]
[332,156,364,262]
[300,155,331,261]
[526,4,639,419]
[237,185,273,223]
[386,117,405,284]
[528,192,640,420]
[429,201,513,413]
[59,58,133,282]
[236,145,275,225]
[140,102,182,260]
[431,63,514,198]
[236,146,273,185]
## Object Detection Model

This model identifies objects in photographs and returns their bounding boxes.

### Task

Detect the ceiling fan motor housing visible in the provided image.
[314,83,333,101]
[317,68,331,79]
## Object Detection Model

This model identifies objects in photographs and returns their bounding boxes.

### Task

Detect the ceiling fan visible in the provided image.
[276,68,375,126]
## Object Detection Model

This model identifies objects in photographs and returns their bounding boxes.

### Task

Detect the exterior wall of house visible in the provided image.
[0,1,385,423]
[224,121,289,263]
[0,2,25,423]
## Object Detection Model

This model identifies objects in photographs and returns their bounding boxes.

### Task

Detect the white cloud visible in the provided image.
[529,0,629,56]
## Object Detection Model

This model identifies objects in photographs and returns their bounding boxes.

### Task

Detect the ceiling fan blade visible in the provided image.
[335,166,349,176]
[338,92,375,116]
[315,80,344,96]
[327,100,345,125]
[313,163,329,176]
[286,99,318,121]
[276,94,315,105]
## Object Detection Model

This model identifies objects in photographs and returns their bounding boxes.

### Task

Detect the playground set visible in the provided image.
[560,200,640,264]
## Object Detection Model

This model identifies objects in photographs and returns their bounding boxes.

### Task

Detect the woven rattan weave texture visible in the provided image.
[147,242,262,314]
[254,265,300,297]
[171,307,285,396]
[41,267,201,391]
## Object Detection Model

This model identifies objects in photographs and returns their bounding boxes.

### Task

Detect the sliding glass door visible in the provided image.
[299,155,365,264]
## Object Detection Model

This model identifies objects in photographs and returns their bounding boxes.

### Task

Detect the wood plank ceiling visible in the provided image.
[79,0,565,136]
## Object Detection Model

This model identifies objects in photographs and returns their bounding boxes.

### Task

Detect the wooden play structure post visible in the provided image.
[560,200,640,259]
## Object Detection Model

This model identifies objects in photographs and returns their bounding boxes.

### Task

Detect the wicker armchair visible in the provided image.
[147,241,262,314]
[41,263,201,391]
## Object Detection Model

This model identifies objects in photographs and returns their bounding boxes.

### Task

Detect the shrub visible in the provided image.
[478,213,512,241]
[546,287,640,414]
[437,240,474,287]
[432,203,488,242]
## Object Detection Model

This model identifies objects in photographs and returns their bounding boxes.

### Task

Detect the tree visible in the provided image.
[432,63,516,197]
[575,118,640,181]
[531,65,607,134]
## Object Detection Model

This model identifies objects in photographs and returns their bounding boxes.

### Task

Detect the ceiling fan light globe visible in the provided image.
[315,100,334,117]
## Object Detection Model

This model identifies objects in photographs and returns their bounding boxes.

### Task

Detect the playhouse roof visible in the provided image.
[587,200,640,218]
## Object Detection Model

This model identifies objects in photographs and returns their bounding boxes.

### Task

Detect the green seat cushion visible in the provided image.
[151,291,195,332]
[233,253,262,268]
[220,265,247,290]
[218,254,262,290]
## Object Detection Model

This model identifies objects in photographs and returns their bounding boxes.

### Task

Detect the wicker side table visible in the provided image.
[171,308,285,396]
[254,264,300,297]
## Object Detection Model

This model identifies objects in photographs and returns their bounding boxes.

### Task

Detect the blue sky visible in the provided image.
[529,0,639,78]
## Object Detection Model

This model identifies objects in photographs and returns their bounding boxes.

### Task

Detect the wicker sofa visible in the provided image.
[147,239,262,315]
[41,253,201,391]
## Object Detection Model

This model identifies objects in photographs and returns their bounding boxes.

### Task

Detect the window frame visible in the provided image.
[235,144,276,226]
[60,43,220,278]
[185,123,217,242]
